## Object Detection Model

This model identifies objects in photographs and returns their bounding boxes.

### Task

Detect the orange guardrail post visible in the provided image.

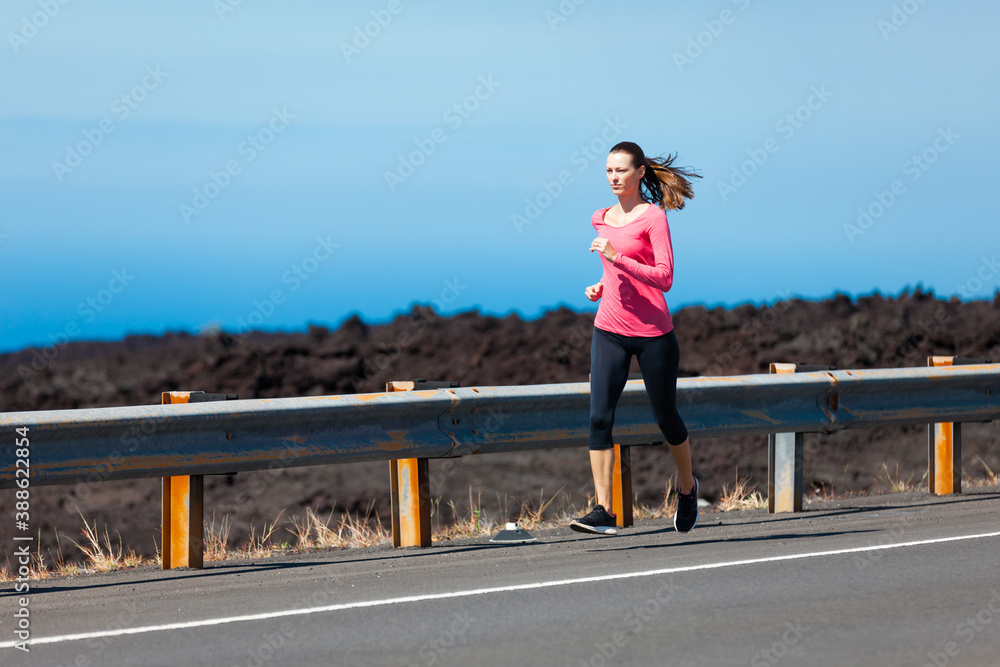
[387,379,458,548]
[390,458,431,548]
[161,391,237,569]
[612,444,633,528]
[929,356,960,495]
[927,357,989,495]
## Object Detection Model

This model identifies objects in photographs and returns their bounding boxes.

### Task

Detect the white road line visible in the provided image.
[4,530,1000,649]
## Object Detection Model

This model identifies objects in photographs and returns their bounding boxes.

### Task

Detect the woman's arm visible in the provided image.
[612,219,675,292]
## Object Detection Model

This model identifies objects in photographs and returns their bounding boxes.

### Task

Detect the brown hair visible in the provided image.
[609,141,701,211]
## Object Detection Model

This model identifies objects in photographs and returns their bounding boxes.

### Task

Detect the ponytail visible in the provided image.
[642,153,701,211]
[610,142,702,211]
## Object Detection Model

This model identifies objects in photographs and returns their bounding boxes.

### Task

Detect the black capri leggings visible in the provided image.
[589,325,688,450]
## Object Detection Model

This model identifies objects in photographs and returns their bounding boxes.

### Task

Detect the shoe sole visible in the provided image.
[569,521,618,535]
[674,512,698,533]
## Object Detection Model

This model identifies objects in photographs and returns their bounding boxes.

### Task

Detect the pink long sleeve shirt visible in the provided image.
[591,204,676,336]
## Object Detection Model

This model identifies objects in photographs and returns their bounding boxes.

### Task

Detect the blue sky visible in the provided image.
[2,0,998,353]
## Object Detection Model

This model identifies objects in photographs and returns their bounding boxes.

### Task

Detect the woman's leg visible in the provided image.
[666,438,694,494]
[589,328,631,509]
[636,331,694,494]
[589,449,615,511]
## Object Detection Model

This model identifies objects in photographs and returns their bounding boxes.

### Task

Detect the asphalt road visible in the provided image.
[3,488,1000,666]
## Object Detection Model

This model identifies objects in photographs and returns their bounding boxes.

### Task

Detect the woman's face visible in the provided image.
[606,151,644,197]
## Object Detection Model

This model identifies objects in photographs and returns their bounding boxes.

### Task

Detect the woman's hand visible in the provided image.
[590,237,619,263]
[584,282,604,302]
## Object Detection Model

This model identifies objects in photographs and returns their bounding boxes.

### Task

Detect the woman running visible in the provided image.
[570,141,701,537]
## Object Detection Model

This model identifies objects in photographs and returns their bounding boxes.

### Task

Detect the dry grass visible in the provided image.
[242,512,288,559]
[432,488,573,541]
[206,508,321,561]
[634,477,679,520]
[0,512,157,582]
[963,456,1000,489]
[66,510,154,573]
[433,489,497,540]
[204,511,233,561]
[716,472,767,511]
[876,461,928,493]
[509,488,574,532]
[0,530,56,582]
[285,503,390,552]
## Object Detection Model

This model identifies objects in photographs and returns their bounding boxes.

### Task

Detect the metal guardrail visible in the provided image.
[1,362,997,566]
[2,364,998,487]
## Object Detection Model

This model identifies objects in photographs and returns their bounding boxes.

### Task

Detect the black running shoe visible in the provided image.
[674,476,699,534]
[570,504,619,535]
